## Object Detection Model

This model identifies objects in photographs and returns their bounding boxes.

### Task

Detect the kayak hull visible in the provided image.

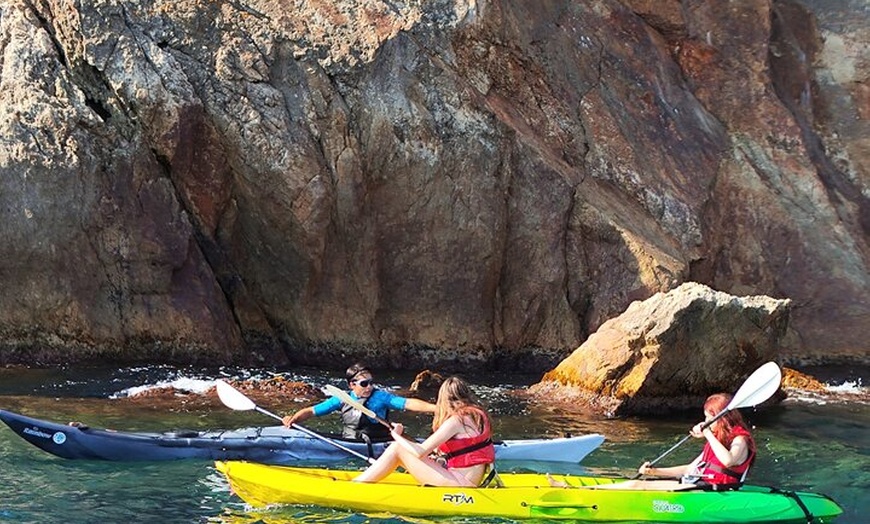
[0,409,603,464]
[216,462,843,523]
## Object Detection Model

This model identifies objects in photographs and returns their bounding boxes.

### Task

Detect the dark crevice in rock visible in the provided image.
[84,92,112,121]
[495,149,515,347]
[30,3,116,123]
[562,188,580,327]
[149,147,283,363]
[73,60,118,124]
[149,149,242,327]
[28,1,67,67]
[35,0,119,125]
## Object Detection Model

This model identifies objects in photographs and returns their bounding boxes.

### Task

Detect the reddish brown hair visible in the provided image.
[704,393,752,448]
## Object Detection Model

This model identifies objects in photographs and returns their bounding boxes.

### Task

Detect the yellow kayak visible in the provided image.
[215,461,842,522]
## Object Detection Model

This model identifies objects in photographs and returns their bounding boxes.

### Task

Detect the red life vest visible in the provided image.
[698,425,755,485]
[437,408,495,468]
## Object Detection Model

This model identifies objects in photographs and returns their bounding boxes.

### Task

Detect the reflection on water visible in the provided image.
[0,365,867,523]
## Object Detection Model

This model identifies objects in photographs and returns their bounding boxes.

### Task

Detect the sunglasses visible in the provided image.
[353,379,373,387]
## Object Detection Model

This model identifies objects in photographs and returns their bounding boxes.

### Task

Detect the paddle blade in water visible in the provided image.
[216,380,257,411]
[728,362,782,411]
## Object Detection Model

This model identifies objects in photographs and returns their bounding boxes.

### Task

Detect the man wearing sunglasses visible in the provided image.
[282,362,435,441]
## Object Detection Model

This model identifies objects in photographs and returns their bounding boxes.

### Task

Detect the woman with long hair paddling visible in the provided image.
[353,376,497,487]
[635,392,755,490]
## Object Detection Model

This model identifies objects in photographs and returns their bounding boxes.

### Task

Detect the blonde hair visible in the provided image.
[432,376,488,432]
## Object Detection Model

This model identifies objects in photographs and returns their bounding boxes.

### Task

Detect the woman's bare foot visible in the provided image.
[546,473,568,488]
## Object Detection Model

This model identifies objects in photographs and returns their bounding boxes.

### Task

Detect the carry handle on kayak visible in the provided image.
[215,380,377,464]
[633,362,782,479]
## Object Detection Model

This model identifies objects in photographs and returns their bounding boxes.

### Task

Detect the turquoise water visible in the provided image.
[0,366,866,523]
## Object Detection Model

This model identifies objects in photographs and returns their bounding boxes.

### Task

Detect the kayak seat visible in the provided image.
[419,466,503,489]
[480,464,504,488]
[359,433,376,459]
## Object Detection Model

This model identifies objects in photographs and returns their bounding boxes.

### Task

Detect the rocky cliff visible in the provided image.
[0,0,867,369]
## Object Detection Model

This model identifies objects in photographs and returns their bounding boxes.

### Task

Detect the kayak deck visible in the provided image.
[216,462,843,523]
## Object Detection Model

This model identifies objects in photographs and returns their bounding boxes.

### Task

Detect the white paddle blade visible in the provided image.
[728,361,782,410]
[215,380,257,411]
[322,384,378,419]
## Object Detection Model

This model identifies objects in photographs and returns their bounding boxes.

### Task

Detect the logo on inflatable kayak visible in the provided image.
[652,500,685,513]
[22,426,53,439]
[442,493,474,505]
[52,432,67,445]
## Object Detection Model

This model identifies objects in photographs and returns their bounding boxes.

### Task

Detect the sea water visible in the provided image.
[0,365,866,524]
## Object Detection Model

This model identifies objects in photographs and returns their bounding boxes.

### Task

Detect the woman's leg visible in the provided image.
[392,446,477,487]
[353,443,402,483]
[354,444,475,487]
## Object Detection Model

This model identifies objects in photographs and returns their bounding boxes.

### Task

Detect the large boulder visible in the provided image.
[531,282,790,416]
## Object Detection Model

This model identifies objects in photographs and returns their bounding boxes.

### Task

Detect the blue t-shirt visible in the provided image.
[311,388,407,423]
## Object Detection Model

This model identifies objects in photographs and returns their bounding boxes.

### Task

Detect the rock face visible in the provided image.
[532,283,790,415]
[0,0,867,369]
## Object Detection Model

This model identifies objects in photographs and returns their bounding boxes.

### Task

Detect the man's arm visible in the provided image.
[282,396,342,427]
[282,406,315,427]
[403,397,436,413]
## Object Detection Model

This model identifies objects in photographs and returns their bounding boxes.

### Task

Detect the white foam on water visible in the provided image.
[107,368,329,399]
[786,378,868,406]
[786,392,829,405]
[111,377,218,398]
[826,379,864,394]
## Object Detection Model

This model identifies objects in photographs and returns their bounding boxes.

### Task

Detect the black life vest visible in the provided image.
[339,394,390,440]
